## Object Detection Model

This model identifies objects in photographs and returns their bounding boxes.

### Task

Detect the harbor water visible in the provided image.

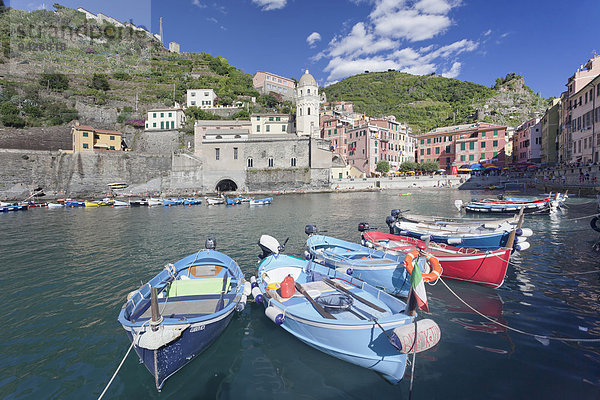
[1,189,599,399]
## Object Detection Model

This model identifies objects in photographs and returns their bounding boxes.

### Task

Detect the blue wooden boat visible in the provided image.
[163,198,183,206]
[0,203,28,212]
[304,226,410,297]
[387,214,526,251]
[118,240,248,390]
[249,197,272,205]
[253,235,440,383]
[183,197,202,206]
[225,197,240,205]
[65,200,85,207]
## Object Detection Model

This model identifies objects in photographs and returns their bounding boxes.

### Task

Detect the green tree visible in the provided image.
[399,161,418,172]
[419,161,439,173]
[376,160,390,173]
[0,101,18,115]
[40,72,69,91]
[90,73,110,91]
[2,114,26,128]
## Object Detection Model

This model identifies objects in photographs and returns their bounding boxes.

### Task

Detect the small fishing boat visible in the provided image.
[362,229,513,288]
[183,198,202,206]
[112,199,130,207]
[249,197,272,205]
[0,203,28,212]
[85,201,100,208]
[47,202,64,209]
[254,234,440,384]
[225,198,240,206]
[162,198,183,207]
[206,197,225,205]
[456,198,555,214]
[237,197,252,203]
[147,198,163,207]
[387,211,531,251]
[304,226,411,297]
[130,199,149,207]
[98,199,114,206]
[399,211,519,230]
[65,200,85,208]
[118,239,248,390]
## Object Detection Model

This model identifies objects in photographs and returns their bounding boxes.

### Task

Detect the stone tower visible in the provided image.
[295,70,319,137]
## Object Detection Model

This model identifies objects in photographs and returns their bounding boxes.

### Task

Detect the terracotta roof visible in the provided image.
[74,125,94,131]
[95,129,122,135]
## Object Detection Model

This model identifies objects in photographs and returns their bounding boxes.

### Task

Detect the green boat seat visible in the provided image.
[167,277,231,297]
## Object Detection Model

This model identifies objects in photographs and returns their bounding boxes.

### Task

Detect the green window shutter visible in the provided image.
[482,132,486,137]
[481,152,485,159]
[83,132,88,137]
[493,151,498,157]
[460,143,465,150]
[469,142,475,150]
[469,154,474,161]
[460,155,465,161]
[161,121,164,129]
[83,143,88,149]
[110,136,114,140]
[171,121,174,129]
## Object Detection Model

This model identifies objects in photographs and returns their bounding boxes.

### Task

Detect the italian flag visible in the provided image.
[410,259,429,312]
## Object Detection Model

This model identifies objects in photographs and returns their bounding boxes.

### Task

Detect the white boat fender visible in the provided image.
[335,267,353,276]
[265,306,285,325]
[516,227,533,237]
[243,281,252,296]
[447,238,463,245]
[514,241,530,251]
[389,319,441,354]
[135,324,189,350]
[420,235,431,241]
[400,230,408,236]
[250,276,258,289]
[304,251,313,260]
[516,236,528,243]
[236,294,247,312]
[251,286,264,304]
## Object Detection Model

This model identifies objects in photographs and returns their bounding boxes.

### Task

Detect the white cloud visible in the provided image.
[206,17,218,23]
[252,0,287,11]
[483,29,492,36]
[306,32,322,48]
[192,0,207,8]
[441,61,461,78]
[316,0,475,83]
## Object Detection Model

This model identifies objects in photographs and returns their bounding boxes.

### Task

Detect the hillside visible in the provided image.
[322,71,548,133]
[0,5,270,132]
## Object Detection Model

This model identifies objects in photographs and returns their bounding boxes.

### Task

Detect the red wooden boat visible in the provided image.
[363,231,511,288]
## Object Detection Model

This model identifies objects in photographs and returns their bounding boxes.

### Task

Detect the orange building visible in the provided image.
[72,124,123,152]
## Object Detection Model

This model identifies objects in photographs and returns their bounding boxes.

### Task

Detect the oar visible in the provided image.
[323,278,386,313]
[294,281,336,320]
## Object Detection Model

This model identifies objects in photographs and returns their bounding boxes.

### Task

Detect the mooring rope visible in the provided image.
[439,278,600,342]
[97,341,135,400]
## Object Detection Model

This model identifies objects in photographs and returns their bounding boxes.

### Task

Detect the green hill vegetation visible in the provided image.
[323,71,548,133]
[0,4,283,130]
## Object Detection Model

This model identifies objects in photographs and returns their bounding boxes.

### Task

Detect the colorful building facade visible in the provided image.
[72,124,122,152]
[417,122,507,168]
[252,71,296,102]
[513,118,541,164]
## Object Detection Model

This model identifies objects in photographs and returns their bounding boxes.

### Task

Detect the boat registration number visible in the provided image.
[190,324,206,333]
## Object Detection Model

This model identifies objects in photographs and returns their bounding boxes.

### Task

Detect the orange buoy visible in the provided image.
[403,249,442,282]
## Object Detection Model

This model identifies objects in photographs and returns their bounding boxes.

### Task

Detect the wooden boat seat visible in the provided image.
[167,277,231,297]
[188,265,223,277]
[131,293,236,321]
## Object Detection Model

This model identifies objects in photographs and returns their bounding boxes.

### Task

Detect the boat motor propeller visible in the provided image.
[278,237,289,253]
[205,236,217,250]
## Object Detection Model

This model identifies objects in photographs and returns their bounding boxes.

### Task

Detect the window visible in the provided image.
[481,142,486,148]
[427,148,431,155]
[160,113,164,118]
[469,142,475,150]
[420,149,424,156]
[153,113,156,118]
[233,147,238,160]
[291,157,296,167]
[460,155,465,161]
[482,132,486,137]
[460,143,465,151]
[171,121,175,129]
[282,125,286,132]
[493,151,497,157]
[445,145,451,153]
[435,147,440,154]
[247,158,253,167]
[256,125,261,132]
[110,146,115,150]
[307,89,311,94]
[168,112,172,117]
[269,117,274,121]
[268,157,274,167]
[215,148,220,160]
[83,143,89,149]
[161,122,164,129]
[493,140,498,147]
[307,107,311,115]
[469,154,474,161]
[427,138,431,144]
[153,122,156,128]
[266,125,270,132]
[421,139,424,144]
[191,92,196,97]
[481,152,486,159]
[83,132,88,137]
[257,116,261,121]
[110,136,115,140]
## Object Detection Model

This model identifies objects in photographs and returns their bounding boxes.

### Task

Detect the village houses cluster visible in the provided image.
[71,53,600,179]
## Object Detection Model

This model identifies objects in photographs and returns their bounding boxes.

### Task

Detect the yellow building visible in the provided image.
[72,125,122,152]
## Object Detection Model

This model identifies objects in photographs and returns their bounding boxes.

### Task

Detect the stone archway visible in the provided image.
[215,179,238,192]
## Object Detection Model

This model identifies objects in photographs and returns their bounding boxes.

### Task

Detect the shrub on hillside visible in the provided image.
[39,72,69,91]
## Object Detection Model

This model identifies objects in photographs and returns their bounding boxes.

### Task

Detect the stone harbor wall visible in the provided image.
[245,167,313,191]
[331,174,466,190]
[131,130,186,155]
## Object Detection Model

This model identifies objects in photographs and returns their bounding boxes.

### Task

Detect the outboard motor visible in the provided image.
[305,224,319,236]
[357,222,370,232]
[391,209,401,219]
[258,235,281,260]
[205,236,217,250]
[386,215,396,234]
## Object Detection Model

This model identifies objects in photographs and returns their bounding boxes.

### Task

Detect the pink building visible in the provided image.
[322,101,354,114]
[320,115,351,157]
[513,118,541,164]
[252,71,296,102]
[346,117,412,175]
[569,74,600,164]
[560,54,600,163]
[417,122,508,168]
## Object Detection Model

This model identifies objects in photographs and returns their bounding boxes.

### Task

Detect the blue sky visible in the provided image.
[9,0,600,97]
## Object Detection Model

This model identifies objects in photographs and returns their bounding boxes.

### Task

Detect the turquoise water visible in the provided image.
[1,190,599,399]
